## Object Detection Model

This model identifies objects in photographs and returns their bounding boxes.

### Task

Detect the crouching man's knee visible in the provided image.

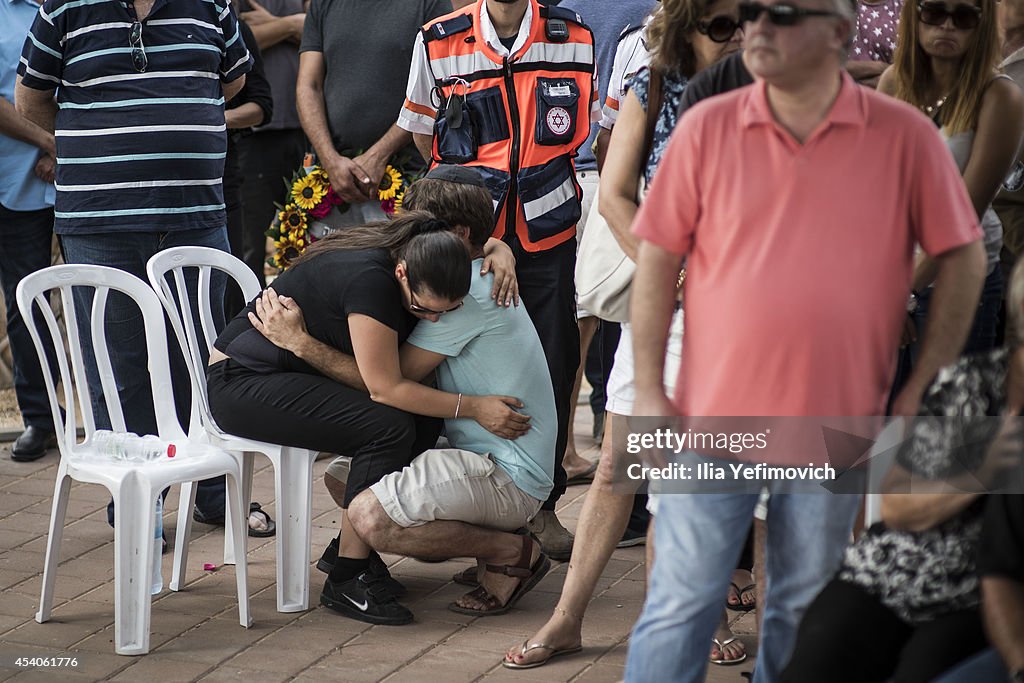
[347,489,394,548]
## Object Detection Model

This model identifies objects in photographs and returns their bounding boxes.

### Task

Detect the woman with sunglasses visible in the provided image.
[880,0,1024,381]
[502,0,747,670]
[206,211,531,624]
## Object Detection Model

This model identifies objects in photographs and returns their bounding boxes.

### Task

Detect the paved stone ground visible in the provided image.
[0,409,758,682]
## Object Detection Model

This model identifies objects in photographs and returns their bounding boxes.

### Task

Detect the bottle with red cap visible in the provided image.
[91,430,176,462]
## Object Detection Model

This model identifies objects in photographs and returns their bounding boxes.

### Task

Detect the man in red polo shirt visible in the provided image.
[622,0,986,680]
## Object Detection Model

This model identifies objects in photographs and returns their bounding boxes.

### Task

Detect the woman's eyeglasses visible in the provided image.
[738,2,839,26]
[129,20,147,72]
[917,1,981,29]
[696,15,743,42]
[409,293,464,316]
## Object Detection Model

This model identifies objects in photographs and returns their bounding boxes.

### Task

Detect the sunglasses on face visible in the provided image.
[738,1,839,26]
[129,20,147,72]
[917,1,981,29]
[696,14,743,42]
[409,293,464,316]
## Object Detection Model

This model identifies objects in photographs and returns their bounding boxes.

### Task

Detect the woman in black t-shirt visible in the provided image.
[206,211,530,624]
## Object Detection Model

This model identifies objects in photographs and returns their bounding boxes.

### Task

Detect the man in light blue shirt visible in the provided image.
[0,0,58,461]
[347,167,557,618]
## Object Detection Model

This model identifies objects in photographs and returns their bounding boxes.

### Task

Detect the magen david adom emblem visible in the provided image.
[546,106,572,136]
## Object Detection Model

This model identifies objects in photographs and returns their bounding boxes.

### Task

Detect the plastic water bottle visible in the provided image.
[92,430,176,462]
[152,496,163,595]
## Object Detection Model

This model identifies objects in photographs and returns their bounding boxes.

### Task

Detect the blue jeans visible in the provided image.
[60,227,229,521]
[0,204,58,430]
[624,489,861,683]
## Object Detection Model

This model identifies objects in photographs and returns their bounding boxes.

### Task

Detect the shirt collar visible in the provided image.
[741,70,865,130]
[479,0,533,57]
[1002,45,1024,70]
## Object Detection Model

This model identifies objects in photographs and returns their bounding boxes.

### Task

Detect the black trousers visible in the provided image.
[0,204,58,430]
[207,359,441,507]
[514,238,581,510]
[237,128,307,285]
[781,579,987,683]
[586,320,619,416]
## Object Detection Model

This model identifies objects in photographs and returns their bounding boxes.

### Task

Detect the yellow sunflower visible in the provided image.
[273,226,310,270]
[277,203,308,233]
[291,174,328,211]
[377,165,403,200]
[393,189,404,213]
[307,166,329,186]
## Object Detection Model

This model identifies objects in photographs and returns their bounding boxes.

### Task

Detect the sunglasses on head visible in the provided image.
[696,14,743,42]
[917,1,981,29]
[738,1,839,26]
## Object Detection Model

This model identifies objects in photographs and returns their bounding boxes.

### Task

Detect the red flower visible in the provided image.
[308,197,333,219]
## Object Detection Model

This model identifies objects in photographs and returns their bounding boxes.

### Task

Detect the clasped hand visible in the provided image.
[248,287,306,353]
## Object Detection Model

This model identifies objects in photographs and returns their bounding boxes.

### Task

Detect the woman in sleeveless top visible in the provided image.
[504,0,750,670]
[879,0,1024,376]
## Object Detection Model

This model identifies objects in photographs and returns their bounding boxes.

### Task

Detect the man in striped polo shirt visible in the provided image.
[15,0,251,515]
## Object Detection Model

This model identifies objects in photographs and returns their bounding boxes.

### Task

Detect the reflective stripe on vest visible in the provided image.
[422,0,595,253]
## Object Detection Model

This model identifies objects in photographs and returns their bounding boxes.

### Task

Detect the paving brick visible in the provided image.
[18,535,107,563]
[573,662,626,682]
[0,516,49,542]
[8,669,95,683]
[7,573,106,604]
[291,640,415,683]
[384,644,497,683]
[0,616,30,639]
[149,617,275,665]
[226,624,351,674]
[0,593,48,621]
[109,656,213,682]
[197,666,291,683]
[0,572,35,595]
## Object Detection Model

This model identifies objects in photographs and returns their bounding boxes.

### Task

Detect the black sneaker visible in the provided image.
[316,536,340,574]
[316,541,407,598]
[320,572,413,625]
[616,527,647,548]
[369,552,408,598]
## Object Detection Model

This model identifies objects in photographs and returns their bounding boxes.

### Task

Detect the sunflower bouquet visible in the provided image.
[266,154,420,271]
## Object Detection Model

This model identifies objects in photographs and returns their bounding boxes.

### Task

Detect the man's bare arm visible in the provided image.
[248,289,367,391]
[14,81,57,134]
[399,343,446,383]
[893,241,986,416]
[982,577,1024,673]
[630,241,682,398]
[223,75,246,103]
[0,96,54,155]
[412,132,433,165]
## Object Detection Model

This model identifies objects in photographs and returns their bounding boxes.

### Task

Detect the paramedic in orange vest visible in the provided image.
[397,0,600,559]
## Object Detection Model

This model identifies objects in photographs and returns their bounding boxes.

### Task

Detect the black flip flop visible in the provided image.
[247,502,276,538]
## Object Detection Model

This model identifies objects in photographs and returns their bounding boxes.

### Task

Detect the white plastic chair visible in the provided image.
[146,246,318,613]
[15,264,250,655]
[863,417,906,526]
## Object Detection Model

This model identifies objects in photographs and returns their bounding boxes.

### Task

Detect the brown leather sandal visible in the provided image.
[448,535,550,616]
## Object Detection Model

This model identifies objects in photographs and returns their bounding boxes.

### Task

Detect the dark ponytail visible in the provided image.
[292,210,471,301]
[294,210,447,265]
